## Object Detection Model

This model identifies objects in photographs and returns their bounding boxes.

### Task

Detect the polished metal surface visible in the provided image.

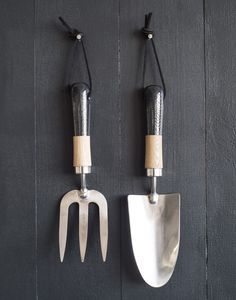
[128,193,180,287]
[146,168,162,177]
[75,166,91,174]
[149,176,158,203]
[59,189,108,262]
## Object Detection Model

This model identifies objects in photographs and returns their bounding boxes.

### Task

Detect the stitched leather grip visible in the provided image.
[71,82,90,136]
[145,85,164,135]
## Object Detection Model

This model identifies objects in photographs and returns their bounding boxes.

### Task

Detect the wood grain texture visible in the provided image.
[145,135,163,169]
[120,1,206,299]
[73,136,92,167]
[205,0,236,299]
[0,1,35,299]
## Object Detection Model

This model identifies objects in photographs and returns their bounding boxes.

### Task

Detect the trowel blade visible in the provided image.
[128,193,180,287]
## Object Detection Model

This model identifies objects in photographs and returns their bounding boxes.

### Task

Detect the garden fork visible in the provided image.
[59,82,108,262]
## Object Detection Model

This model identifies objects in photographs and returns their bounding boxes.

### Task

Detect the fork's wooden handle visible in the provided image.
[73,136,92,167]
[144,85,164,172]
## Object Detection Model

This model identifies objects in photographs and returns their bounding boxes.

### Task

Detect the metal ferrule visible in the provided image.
[75,166,91,175]
[146,168,162,177]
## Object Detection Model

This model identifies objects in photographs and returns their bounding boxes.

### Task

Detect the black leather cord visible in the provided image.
[58,16,92,98]
[142,12,166,96]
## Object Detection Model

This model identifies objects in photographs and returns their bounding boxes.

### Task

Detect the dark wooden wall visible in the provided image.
[0,0,235,299]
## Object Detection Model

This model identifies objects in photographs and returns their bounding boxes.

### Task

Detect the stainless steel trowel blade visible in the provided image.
[128,193,180,287]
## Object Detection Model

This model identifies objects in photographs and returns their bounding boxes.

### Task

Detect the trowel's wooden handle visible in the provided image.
[144,85,164,171]
[145,135,163,169]
[73,136,92,167]
[71,83,92,173]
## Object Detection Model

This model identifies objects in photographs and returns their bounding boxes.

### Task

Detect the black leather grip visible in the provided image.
[145,85,164,135]
[71,82,91,136]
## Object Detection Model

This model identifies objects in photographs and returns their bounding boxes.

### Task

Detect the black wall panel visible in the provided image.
[0,0,235,299]
[0,1,35,299]
[205,1,236,299]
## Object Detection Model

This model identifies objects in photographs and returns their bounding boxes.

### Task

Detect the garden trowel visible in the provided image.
[128,85,180,287]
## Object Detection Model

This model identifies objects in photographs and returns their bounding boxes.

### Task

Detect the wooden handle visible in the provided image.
[145,135,163,169]
[73,136,92,167]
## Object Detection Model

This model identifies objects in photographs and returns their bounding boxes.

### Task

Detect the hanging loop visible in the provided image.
[142,12,166,96]
[58,16,92,98]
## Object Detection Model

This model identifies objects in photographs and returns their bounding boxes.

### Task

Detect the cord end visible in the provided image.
[142,12,154,38]
[58,16,81,40]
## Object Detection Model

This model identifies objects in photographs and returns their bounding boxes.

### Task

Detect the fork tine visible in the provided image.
[79,201,89,262]
[59,190,79,262]
[98,199,108,261]
[59,200,70,262]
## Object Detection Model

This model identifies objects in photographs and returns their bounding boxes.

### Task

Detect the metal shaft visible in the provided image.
[151,176,157,194]
[80,173,88,198]
[149,176,158,204]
